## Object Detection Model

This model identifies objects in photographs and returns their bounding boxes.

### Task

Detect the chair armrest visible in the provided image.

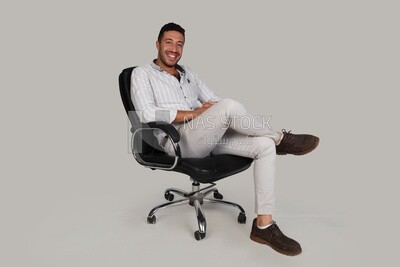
[131,121,180,143]
[147,122,180,143]
[131,121,182,169]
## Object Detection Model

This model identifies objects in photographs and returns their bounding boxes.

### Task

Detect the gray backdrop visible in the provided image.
[1,0,399,266]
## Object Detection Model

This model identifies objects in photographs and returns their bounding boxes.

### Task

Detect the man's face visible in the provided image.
[156,31,185,67]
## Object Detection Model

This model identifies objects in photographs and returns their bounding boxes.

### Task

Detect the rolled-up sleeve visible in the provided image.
[131,68,177,123]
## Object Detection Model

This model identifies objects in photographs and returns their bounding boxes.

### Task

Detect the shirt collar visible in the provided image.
[151,59,185,75]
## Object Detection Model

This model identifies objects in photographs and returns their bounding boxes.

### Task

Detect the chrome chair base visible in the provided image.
[147,180,247,240]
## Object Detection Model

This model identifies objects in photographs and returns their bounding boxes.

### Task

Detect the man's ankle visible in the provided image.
[257,215,273,227]
[275,132,283,146]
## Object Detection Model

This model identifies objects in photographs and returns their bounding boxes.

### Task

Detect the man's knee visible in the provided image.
[218,98,240,107]
[216,98,244,114]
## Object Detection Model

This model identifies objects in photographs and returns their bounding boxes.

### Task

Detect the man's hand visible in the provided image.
[200,101,217,108]
[173,101,217,123]
[195,101,217,116]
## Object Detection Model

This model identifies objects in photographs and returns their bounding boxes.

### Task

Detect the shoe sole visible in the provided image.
[250,234,302,256]
[277,137,320,156]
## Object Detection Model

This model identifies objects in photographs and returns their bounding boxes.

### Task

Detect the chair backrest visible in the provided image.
[119,67,140,127]
[119,67,163,155]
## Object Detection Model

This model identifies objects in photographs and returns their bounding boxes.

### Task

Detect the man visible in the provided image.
[131,22,319,256]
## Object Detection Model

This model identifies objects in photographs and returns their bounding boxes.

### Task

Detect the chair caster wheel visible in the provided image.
[213,190,223,200]
[164,191,174,201]
[194,230,206,241]
[147,215,156,224]
[237,212,246,224]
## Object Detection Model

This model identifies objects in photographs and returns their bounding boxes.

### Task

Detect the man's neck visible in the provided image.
[154,59,176,76]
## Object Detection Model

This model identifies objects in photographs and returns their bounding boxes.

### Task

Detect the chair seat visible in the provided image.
[140,152,253,183]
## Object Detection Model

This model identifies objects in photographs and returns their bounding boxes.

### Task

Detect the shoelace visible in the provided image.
[270,221,283,236]
[282,129,295,143]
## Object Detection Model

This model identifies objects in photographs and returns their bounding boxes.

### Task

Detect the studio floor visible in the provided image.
[22,168,362,267]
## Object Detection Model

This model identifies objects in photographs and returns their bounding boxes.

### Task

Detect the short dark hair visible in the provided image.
[157,22,185,42]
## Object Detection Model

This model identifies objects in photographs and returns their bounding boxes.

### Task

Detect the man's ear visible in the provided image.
[156,40,160,50]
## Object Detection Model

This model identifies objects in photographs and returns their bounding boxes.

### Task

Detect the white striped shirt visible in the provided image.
[131,61,221,143]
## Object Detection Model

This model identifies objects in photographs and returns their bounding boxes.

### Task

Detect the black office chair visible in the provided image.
[119,66,254,240]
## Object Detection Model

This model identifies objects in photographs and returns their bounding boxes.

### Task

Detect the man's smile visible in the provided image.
[166,52,179,60]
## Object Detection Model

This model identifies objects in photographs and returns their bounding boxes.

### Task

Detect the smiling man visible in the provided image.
[131,22,319,256]
[156,30,183,71]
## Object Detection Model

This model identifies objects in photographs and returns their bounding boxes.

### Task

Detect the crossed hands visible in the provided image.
[200,101,217,108]
[194,101,218,116]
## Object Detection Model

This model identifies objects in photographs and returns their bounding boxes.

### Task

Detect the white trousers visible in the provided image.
[163,98,277,215]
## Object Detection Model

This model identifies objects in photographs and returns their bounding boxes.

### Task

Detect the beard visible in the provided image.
[158,51,181,67]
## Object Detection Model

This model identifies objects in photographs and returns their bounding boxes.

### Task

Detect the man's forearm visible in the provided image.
[172,104,212,123]
[172,110,199,123]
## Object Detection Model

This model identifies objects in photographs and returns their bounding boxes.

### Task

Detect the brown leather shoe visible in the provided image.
[276,129,319,155]
[250,219,302,256]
